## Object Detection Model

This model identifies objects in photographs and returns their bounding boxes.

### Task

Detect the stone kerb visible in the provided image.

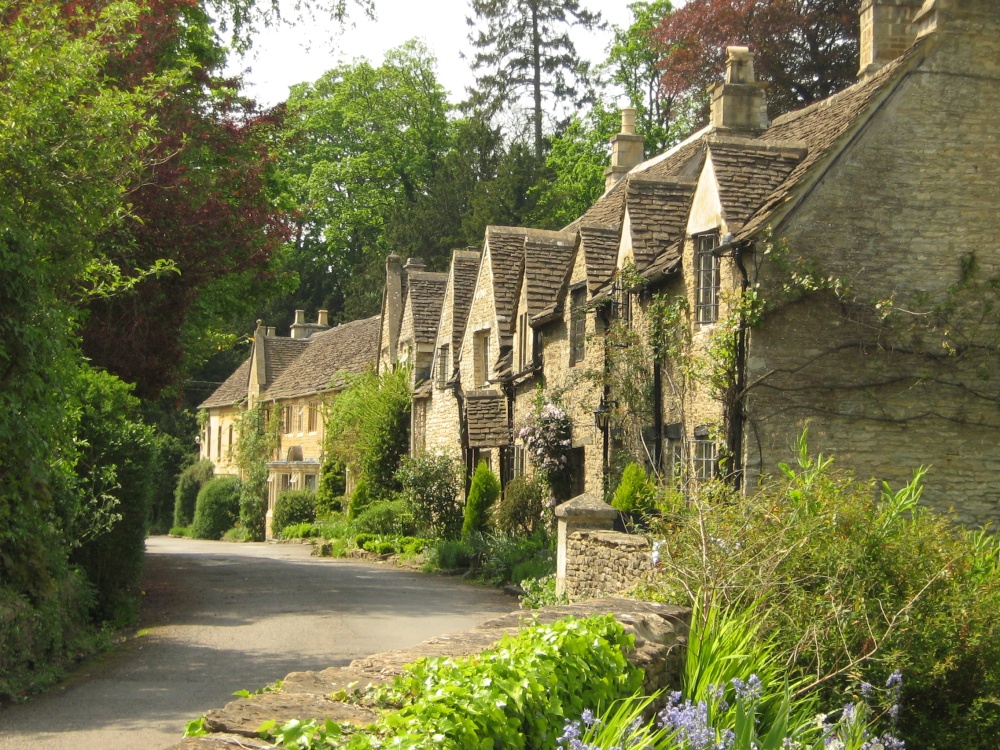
[555,493,616,597]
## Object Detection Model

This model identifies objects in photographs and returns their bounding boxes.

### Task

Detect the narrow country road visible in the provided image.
[0,537,514,750]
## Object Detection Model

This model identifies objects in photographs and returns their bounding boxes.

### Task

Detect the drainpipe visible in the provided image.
[730,241,752,491]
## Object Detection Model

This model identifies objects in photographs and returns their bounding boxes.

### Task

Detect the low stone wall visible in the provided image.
[169,598,689,749]
[565,530,654,601]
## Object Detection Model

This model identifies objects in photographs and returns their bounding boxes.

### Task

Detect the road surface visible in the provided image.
[0,536,513,749]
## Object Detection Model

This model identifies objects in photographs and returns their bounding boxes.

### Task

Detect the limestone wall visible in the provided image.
[564,530,653,601]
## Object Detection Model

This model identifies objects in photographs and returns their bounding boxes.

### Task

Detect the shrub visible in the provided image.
[354,499,417,537]
[427,539,474,570]
[354,533,376,549]
[493,474,546,535]
[347,477,372,521]
[519,574,566,610]
[396,453,463,539]
[279,522,320,540]
[362,540,397,555]
[173,459,214,529]
[647,433,1000,750]
[191,476,241,540]
[168,526,192,537]
[272,489,316,538]
[315,459,345,516]
[480,531,552,585]
[462,461,500,538]
[611,462,656,514]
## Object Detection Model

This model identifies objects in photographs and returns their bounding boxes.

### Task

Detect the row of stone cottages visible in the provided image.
[200,0,1000,537]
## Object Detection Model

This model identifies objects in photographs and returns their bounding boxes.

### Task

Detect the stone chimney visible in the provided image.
[403,257,426,275]
[604,108,645,191]
[318,309,329,327]
[858,0,923,79]
[708,47,768,133]
[290,309,308,339]
[383,254,404,366]
[266,326,276,337]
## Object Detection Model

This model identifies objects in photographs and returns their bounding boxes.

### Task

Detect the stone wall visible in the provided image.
[564,530,654,601]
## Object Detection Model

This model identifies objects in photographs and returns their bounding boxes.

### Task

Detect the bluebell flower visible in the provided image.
[732,674,763,703]
[885,670,903,690]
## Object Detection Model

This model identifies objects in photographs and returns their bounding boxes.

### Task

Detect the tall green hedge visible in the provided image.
[173,459,214,528]
[191,476,241,540]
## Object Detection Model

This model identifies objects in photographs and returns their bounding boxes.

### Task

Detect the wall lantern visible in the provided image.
[594,398,617,431]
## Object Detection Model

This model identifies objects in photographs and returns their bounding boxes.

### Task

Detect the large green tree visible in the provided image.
[273,42,450,321]
[466,0,603,161]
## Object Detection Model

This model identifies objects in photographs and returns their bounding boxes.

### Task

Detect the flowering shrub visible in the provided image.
[518,393,573,479]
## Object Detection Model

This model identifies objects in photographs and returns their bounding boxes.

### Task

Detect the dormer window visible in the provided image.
[695,233,720,324]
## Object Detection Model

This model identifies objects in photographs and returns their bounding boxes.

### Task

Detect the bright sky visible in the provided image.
[227,0,637,107]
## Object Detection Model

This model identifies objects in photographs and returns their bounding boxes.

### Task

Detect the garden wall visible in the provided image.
[564,530,654,601]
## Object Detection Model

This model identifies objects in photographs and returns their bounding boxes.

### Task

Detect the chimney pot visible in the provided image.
[403,257,426,272]
[294,309,305,324]
[267,327,276,337]
[604,107,646,191]
[709,46,768,132]
[317,309,329,327]
[620,107,637,135]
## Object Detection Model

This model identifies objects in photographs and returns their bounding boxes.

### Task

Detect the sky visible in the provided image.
[226,0,638,108]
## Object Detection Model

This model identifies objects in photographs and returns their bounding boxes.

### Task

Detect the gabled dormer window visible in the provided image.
[696,232,720,324]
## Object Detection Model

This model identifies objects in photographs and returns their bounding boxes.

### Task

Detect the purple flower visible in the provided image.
[732,674,762,703]
[885,670,903,690]
[658,692,731,750]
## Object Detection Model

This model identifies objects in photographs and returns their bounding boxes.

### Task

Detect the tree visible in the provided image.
[605,0,696,153]
[652,0,859,118]
[79,0,289,398]
[273,42,450,321]
[466,0,604,161]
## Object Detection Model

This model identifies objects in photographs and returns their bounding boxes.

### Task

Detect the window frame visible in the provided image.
[436,344,450,388]
[695,232,720,325]
[474,330,491,387]
[569,284,587,366]
[693,426,717,482]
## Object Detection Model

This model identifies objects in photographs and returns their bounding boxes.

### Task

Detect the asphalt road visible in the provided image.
[0,536,514,750]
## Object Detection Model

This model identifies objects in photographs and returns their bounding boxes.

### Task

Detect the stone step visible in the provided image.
[203,692,377,738]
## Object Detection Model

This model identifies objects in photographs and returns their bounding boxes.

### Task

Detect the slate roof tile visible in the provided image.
[465,391,509,448]
[578,223,620,296]
[523,233,576,316]
[199,357,251,409]
[450,251,482,370]
[263,315,380,400]
[405,272,448,345]
[624,176,697,271]
[485,227,528,327]
[261,338,310,393]
[708,139,803,231]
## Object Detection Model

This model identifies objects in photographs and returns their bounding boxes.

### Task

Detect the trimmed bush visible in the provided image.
[462,461,500,538]
[315,459,345,516]
[173,459,214,529]
[493,474,546,535]
[396,453,463,539]
[191,476,241,540]
[347,477,372,521]
[272,489,316,538]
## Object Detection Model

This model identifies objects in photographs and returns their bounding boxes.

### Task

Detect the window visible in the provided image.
[695,233,720,324]
[304,474,317,492]
[664,422,684,484]
[516,312,531,372]
[205,424,211,459]
[474,330,491,387]
[436,344,450,388]
[216,425,222,459]
[281,405,293,434]
[693,426,717,481]
[295,405,305,433]
[569,286,586,366]
[307,403,319,433]
[513,445,526,478]
[228,426,234,454]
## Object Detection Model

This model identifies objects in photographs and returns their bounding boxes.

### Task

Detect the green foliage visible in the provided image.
[493,474,546,536]
[173,459,215,529]
[612,462,657,514]
[315,459,346,516]
[353,500,417,537]
[648,434,1000,750]
[426,539,475,570]
[373,615,642,749]
[396,453,463,539]
[233,402,280,541]
[169,526,193,537]
[191,477,241,540]
[272,490,317,538]
[477,531,553,585]
[462,462,500,538]
[68,367,156,625]
[279,522,322,540]
[324,369,412,504]
[518,573,567,610]
[347,478,372,521]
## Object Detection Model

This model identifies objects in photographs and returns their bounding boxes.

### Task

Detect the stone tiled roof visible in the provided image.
[641,138,706,183]
[450,250,481,371]
[523,233,576,316]
[624,176,697,271]
[708,139,804,231]
[738,41,926,239]
[199,357,251,409]
[263,315,380,400]
[565,177,627,232]
[406,272,448,345]
[466,390,509,448]
[485,227,528,328]
[578,223,621,296]
[261,338,310,393]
